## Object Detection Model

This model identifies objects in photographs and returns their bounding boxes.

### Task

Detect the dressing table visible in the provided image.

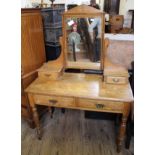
[25,5,133,153]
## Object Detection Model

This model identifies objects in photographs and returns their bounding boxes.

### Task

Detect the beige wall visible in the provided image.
[22,0,134,13]
[21,0,90,8]
[119,0,134,28]
[119,0,134,15]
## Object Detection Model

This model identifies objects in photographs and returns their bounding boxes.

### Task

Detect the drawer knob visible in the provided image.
[49,99,57,104]
[95,104,105,109]
[113,78,119,83]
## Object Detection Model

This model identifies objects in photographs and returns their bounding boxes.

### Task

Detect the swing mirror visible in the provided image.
[62,5,104,70]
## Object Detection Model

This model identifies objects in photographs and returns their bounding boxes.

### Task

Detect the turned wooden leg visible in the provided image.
[32,106,42,140]
[117,115,127,153]
[28,94,42,140]
[48,107,53,118]
[116,103,130,153]
[24,93,35,129]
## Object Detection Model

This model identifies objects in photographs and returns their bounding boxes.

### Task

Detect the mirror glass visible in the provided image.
[66,17,102,64]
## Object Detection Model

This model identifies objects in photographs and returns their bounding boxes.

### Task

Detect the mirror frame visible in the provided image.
[62,5,105,70]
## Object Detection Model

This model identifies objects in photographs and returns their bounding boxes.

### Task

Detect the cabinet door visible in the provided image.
[21,12,46,75]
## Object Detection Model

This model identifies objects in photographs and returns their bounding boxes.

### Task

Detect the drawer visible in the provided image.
[105,76,128,84]
[38,71,62,80]
[33,95,75,107]
[77,98,124,112]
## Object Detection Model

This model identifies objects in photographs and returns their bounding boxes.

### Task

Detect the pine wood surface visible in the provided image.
[21,109,134,155]
[25,73,133,102]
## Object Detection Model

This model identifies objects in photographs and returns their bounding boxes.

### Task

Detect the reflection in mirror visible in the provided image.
[66,17,102,63]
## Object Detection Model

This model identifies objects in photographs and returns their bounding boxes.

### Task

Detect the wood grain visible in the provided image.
[25,73,133,102]
[21,9,46,76]
[26,72,133,152]
[21,8,46,128]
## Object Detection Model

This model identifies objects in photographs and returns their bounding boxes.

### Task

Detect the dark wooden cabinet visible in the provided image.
[21,8,46,128]
[104,0,120,15]
[129,10,134,30]
[41,5,65,61]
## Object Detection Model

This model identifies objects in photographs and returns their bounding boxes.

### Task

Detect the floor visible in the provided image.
[21,109,134,155]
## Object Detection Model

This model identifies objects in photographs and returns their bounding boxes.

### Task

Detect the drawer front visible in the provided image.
[77,98,124,112]
[38,72,61,80]
[105,76,128,84]
[33,95,75,107]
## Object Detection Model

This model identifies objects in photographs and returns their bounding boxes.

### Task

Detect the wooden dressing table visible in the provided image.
[25,5,133,153]
[25,72,133,152]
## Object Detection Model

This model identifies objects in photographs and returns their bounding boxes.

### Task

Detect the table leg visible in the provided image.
[117,115,127,153]
[32,106,42,140]
[117,103,130,153]
[28,94,42,140]
[48,107,53,118]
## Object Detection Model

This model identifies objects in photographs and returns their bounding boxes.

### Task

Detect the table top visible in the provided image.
[25,73,133,102]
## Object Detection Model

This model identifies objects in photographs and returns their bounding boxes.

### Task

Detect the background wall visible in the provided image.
[21,0,134,27]
[119,0,134,28]
[21,0,90,8]
[21,0,134,14]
